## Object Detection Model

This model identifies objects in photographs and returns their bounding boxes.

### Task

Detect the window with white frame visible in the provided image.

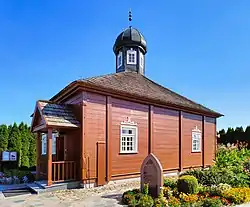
[41,133,57,155]
[192,126,201,152]
[41,134,47,155]
[120,125,138,153]
[127,49,137,64]
[140,52,144,68]
[52,133,56,155]
[117,51,122,68]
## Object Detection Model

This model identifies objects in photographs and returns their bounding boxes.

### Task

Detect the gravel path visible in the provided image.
[0,180,140,207]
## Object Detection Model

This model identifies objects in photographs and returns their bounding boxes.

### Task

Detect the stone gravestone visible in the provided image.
[140,153,163,198]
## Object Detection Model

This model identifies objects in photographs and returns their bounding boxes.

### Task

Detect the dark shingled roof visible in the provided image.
[78,72,222,117]
[38,101,80,128]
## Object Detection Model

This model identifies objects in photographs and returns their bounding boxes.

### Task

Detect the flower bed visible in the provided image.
[122,145,250,206]
[0,169,35,185]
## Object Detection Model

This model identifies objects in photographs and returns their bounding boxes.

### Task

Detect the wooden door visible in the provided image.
[56,136,65,161]
[97,141,106,186]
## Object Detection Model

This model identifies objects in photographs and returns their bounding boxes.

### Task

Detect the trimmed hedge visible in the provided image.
[177,175,198,194]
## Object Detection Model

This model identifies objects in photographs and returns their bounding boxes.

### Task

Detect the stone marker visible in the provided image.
[140,153,163,198]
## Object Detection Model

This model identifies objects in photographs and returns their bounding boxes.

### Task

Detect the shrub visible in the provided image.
[177,175,198,194]
[163,177,177,190]
[202,197,223,207]
[122,191,136,205]
[137,194,154,207]
[222,187,250,204]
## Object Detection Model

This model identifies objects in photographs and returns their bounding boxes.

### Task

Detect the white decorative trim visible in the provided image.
[192,126,201,132]
[121,117,137,125]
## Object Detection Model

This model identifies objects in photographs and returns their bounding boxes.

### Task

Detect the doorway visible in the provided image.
[56,136,65,161]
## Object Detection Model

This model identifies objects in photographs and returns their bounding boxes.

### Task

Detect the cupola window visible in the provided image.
[140,52,144,68]
[117,51,123,68]
[127,49,137,65]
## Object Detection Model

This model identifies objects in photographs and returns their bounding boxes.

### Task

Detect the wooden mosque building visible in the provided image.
[31,15,222,187]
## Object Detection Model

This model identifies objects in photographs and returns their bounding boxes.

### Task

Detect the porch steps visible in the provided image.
[30,180,80,193]
[25,183,45,194]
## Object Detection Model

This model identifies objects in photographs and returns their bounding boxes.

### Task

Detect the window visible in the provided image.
[52,134,56,155]
[127,49,137,64]
[120,125,138,153]
[41,133,57,155]
[41,134,47,155]
[192,127,201,152]
[140,52,144,68]
[117,51,122,68]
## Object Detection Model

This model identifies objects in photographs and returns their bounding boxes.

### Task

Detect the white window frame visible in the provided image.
[117,51,123,68]
[41,133,57,155]
[120,125,138,154]
[140,52,144,68]
[52,133,56,155]
[127,49,137,65]
[41,134,47,155]
[192,126,201,152]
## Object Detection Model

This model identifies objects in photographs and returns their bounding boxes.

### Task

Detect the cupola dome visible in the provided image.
[113,27,147,54]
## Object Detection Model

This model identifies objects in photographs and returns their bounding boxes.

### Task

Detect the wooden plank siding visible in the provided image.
[111,98,149,177]
[57,90,218,184]
[204,117,216,166]
[83,92,106,180]
[182,112,203,168]
[152,107,179,171]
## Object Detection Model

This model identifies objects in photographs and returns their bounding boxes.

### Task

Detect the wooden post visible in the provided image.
[149,105,154,154]
[97,141,106,186]
[80,102,86,183]
[202,116,205,168]
[106,96,112,182]
[36,132,41,180]
[179,111,183,172]
[47,128,53,186]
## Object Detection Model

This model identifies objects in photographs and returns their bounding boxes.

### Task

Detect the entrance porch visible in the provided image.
[31,101,81,186]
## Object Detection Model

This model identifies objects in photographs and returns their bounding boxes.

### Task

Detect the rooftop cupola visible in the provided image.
[113,10,147,75]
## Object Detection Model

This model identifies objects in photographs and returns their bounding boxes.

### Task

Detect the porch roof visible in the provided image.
[31,100,80,132]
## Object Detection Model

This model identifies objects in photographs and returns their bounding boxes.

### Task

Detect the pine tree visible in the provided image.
[19,122,30,168]
[0,125,9,151]
[8,123,22,167]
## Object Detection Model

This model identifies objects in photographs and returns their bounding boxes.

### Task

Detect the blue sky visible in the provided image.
[0,0,249,131]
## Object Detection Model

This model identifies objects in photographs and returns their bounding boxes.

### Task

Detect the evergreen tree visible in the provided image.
[235,126,245,142]
[226,127,235,144]
[245,126,250,143]
[8,123,22,167]
[28,130,36,167]
[19,122,30,168]
[0,125,9,151]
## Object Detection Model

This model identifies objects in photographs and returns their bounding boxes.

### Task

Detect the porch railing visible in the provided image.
[52,161,76,182]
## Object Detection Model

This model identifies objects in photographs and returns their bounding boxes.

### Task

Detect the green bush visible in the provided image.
[137,194,154,207]
[122,190,136,205]
[202,197,223,207]
[142,183,149,195]
[163,177,177,190]
[177,175,198,194]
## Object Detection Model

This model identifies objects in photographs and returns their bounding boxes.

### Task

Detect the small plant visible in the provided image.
[163,177,177,190]
[162,186,171,198]
[202,197,223,207]
[137,194,154,207]
[167,196,181,207]
[122,191,136,205]
[222,187,250,204]
[142,183,149,195]
[179,192,198,203]
[177,175,198,194]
